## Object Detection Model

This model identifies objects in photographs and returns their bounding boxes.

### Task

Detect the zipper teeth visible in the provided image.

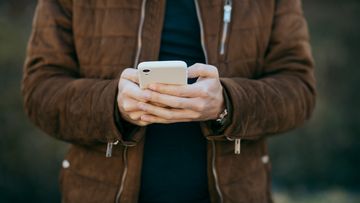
[211,140,224,203]
[219,0,232,55]
[115,146,128,203]
[195,0,223,201]
[219,23,229,55]
[194,0,209,64]
[133,0,147,68]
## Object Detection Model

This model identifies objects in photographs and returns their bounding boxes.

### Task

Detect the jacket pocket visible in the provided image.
[217,139,270,202]
[60,145,124,203]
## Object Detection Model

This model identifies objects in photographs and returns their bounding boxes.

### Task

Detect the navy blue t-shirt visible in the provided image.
[138,0,210,202]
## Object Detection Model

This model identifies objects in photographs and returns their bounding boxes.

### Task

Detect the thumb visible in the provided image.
[187,63,219,79]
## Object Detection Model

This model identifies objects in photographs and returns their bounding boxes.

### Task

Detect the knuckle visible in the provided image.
[149,92,156,101]
[154,85,162,92]
[121,68,137,79]
[143,90,153,101]
[122,102,132,111]
[121,103,128,111]
[129,113,137,120]
[120,68,130,78]
[196,102,206,112]
[210,66,219,76]
[197,65,205,73]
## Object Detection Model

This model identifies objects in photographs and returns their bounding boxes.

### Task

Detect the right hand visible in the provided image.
[117,68,151,126]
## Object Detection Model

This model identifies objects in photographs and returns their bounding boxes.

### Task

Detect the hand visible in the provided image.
[117,68,152,126]
[137,63,225,124]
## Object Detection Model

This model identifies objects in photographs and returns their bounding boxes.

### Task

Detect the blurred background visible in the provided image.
[0,0,359,202]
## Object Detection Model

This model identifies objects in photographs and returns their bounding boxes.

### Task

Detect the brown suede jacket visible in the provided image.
[22,0,315,202]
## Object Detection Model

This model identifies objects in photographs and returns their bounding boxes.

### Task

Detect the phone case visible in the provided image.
[137,61,188,89]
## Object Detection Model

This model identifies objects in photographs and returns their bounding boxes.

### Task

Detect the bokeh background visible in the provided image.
[0,0,359,202]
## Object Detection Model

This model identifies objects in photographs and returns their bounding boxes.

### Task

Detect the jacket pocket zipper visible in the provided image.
[106,140,119,158]
[219,0,232,55]
[227,136,241,155]
[234,138,241,154]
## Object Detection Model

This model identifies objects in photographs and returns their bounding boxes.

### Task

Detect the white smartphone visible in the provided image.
[137,60,188,89]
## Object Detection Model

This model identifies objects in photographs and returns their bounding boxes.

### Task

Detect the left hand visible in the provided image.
[138,63,225,124]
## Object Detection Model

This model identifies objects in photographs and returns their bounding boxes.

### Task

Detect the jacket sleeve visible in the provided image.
[22,0,128,145]
[207,0,316,140]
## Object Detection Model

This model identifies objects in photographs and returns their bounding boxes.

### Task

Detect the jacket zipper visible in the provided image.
[194,0,208,63]
[112,0,233,201]
[133,0,147,68]
[194,1,223,202]
[219,0,232,55]
[114,1,147,202]
[115,145,128,203]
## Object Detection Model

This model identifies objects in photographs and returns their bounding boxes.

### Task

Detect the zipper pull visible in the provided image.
[223,2,232,23]
[234,138,241,155]
[106,140,119,158]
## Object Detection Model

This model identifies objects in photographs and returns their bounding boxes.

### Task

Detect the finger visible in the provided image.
[128,111,147,121]
[136,120,151,126]
[120,68,139,84]
[149,101,168,108]
[145,90,200,110]
[121,82,150,102]
[138,102,200,120]
[148,83,205,98]
[187,63,218,79]
[126,117,151,126]
[140,114,191,124]
[120,98,141,112]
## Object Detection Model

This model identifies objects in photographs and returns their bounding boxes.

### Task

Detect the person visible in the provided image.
[22,0,315,202]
